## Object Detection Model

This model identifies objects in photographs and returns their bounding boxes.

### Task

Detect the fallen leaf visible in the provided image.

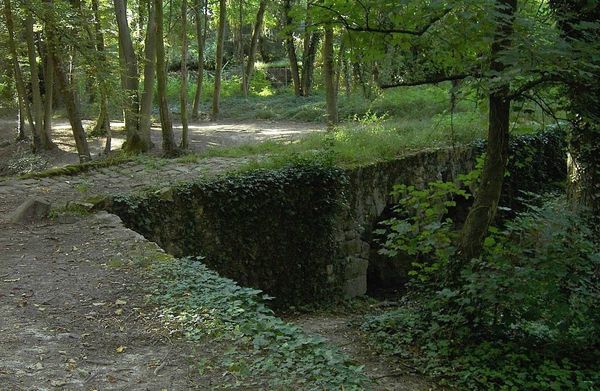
[114,308,123,316]
[116,346,126,353]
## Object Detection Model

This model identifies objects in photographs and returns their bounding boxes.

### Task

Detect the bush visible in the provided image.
[366,192,599,390]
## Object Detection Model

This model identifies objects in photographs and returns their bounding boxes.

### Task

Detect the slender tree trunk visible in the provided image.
[334,39,344,97]
[211,0,226,121]
[180,0,189,149]
[43,48,54,144]
[113,0,140,138]
[283,0,301,96]
[137,0,156,151]
[53,57,91,161]
[323,25,337,128]
[52,54,91,161]
[242,0,266,97]
[237,0,243,81]
[300,31,320,96]
[191,0,207,118]
[155,0,177,154]
[91,0,111,153]
[44,0,90,161]
[3,0,37,142]
[17,104,26,140]
[457,0,517,264]
[342,48,351,96]
[25,12,47,150]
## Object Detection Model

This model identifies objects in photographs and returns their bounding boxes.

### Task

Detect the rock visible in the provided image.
[93,211,123,227]
[8,198,51,224]
[343,274,367,298]
[343,257,369,280]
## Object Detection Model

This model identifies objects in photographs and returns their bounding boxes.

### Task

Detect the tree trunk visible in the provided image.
[17,104,26,140]
[457,0,517,264]
[43,0,89,161]
[300,31,320,96]
[334,39,344,97]
[43,45,54,144]
[211,0,226,121]
[283,0,301,96]
[113,0,140,137]
[342,50,351,96]
[155,0,177,155]
[180,0,189,149]
[237,0,243,81]
[25,12,47,150]
[242,0,266,97]
[550,0,600,220]
[137,0,156,151]
[323,25,337,128]
[91,0,111,153]
[3,0,36,142]
[191,0,207,118]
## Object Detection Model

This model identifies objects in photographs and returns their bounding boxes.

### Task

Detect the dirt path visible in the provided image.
[0,116,323,170]
[0,214,215,389]
[292,314,440,391]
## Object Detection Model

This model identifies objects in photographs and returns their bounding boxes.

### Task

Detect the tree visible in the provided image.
[211,0,226,120]
[138,0,157,150]
[549,0,600,220]
[283,0,301,96]
[456,0,517,262]
[45,0,91,161]
[113,0,140,143]
[323,24,337,127]
[91,0,111,154]
[242,0,267,97]
[3,0,37,143]
[180,0,190,149]
[191,0,208,119]
[25,11,52,150]
[155,0,177,155]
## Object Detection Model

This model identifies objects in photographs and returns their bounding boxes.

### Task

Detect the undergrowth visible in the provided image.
[365,186,599,390]
[148,256,368,390]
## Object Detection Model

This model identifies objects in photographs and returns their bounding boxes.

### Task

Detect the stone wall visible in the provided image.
[334,147,476,297]
[109,131,566,305]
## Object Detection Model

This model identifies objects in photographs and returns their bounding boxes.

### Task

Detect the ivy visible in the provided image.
[110,160,347,307]
[148,256,368,390]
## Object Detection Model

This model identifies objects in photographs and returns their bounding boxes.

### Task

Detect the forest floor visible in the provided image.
[0,115,438,390]
[0,116,324,173]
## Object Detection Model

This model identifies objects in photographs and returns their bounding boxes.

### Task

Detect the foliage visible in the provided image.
[148,256,367,390]
[375,181,469,284]
[366,193,599,390]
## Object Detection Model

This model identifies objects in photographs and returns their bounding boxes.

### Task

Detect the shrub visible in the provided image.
[366,191,599,390]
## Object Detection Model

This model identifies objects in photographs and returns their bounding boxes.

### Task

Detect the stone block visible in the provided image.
[343,239,363,255]
[8,198,51,224]
[344,257,368,280]
[343,274,367,298]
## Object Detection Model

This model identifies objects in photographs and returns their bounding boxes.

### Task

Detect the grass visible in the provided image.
[192,82,549,167]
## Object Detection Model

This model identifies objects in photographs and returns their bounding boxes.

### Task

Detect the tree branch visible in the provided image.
[379,73,472,89]
[507,75,565,100]
[309,3,451,36]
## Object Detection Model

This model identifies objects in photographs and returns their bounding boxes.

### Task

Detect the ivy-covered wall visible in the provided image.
[109,164,345,307]
[108,129,567,306]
